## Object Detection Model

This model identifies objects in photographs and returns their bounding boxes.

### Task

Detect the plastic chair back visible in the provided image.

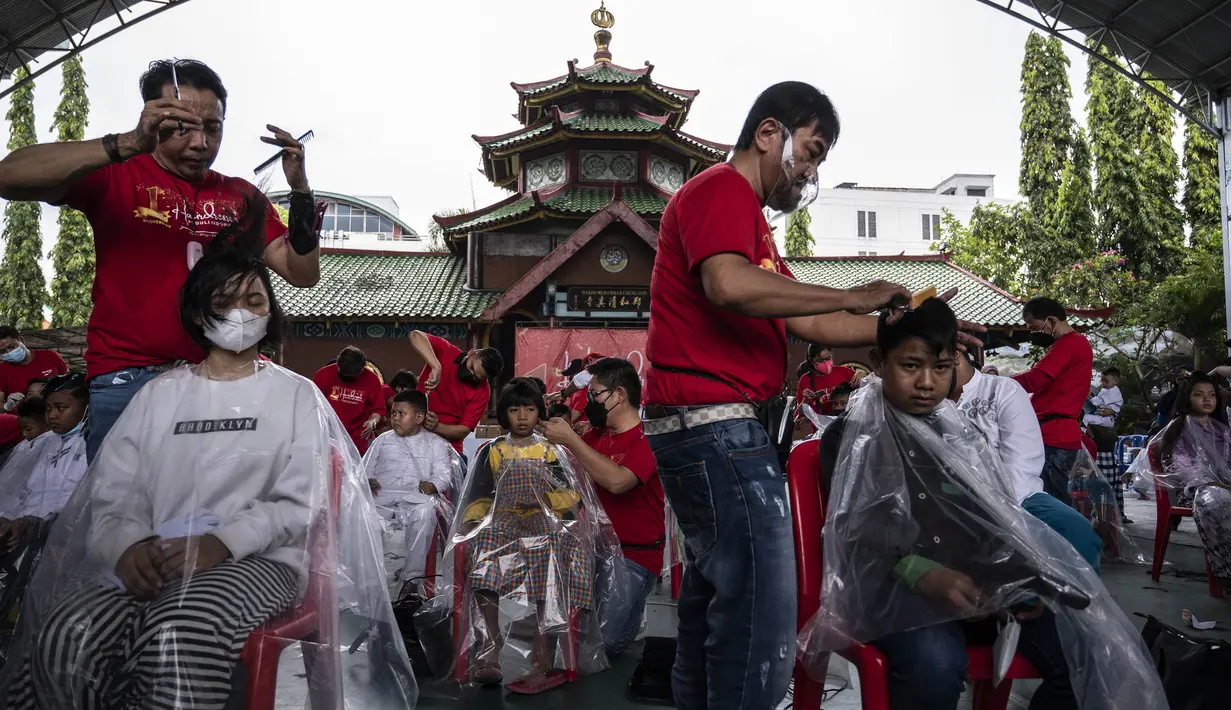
[787,439,826,710]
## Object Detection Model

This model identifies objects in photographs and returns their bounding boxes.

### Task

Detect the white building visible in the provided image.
[803,173,1018,257]
[269,190,426,252]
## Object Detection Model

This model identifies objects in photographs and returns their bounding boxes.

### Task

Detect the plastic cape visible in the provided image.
[360,429,463,598]
[415,432,628,691]
[798,378,1166,710]
[1067,446,1146,564]
[1126,417,1231,497]
[0,432,59,519]
[0,362,417,708]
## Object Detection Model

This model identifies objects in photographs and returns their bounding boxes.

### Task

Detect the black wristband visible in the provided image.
[287,190,322,256]
[102,133,126,164]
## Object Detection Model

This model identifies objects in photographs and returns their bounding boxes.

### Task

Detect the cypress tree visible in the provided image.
[1019,33,1073,218]
[1086,47,1143,264]
[1133,79,1183,279]
[1182,107,1222,256]
[0,68,46,329]
[49,56,95,327]
[784,209,814,257]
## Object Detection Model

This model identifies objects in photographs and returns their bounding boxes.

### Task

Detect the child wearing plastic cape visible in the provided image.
[427,378,627,695]
[800,298,1166,710]
[1067,440,1145,564]
[1127,373,1231,590]
[363,388,459,596]
[0,199,417,709]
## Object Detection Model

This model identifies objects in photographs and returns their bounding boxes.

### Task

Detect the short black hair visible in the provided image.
[25,378,46,391]
[389,369,418,391]
[547,403,572,420]
[1022,297,1068,322]
[528,377,547,396]
[0,325,19,341]
[140,59,228,115]
[562,358,585,378]
[1102,367,1121,379]
[15,396,44,420]
[393,389,428,413]
[179,194,287,353]
[807,343,831,360]
[496,379,545,430]
[477,347,505,380]
[831,382,856,399]
[336,346,367,380]
[587,357,642,407]
[44,372,88,405]
[735,81,841,151]
[876,298,958,358]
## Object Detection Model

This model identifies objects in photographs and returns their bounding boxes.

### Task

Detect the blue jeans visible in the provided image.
[597,559,657,660]
[872,610,1077,710]
[1022,492,1102,571]
[85,366,165,462]
[647,416,795,710]
[1041,447,1079,506]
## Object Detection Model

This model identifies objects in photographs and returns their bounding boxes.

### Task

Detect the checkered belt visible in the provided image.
[641,403,759,436]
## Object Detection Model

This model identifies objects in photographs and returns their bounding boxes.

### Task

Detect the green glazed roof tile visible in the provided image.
[481,123,554,150]
[562,112,662,132]
[446,197,535,233]
[544,187,668,215]
[273,254,494,319]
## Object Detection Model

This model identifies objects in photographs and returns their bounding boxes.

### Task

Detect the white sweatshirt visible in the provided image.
[1083,386,1123,429]
[0,430,83,519]
[363,429,454,514]
[957,370,1046,503]
[89,367,327,580]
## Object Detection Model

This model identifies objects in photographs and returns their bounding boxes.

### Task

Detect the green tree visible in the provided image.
[1182,106,1222,255]
[427,208,468,252]
[936,204,1027,293]
[1086,47,1143,264]
[1044,126,1097,282]
[1142,248,1226,369]
[784,209,814,257]
[1132,79,1184,278]
[0,68,46,329]
[48,56,94,327]
[1019,33,1073,219]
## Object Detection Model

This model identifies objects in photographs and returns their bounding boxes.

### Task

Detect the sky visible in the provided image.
[2,0,1105,266]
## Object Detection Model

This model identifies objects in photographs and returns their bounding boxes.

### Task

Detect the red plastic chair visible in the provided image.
[788,439,1040,710]
[421,506,453,599]
[1146,446,1223,598]
[240,449,345,710]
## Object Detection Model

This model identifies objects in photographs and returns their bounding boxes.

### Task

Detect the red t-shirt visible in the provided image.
[568,386,590,423]
[794,365,856,414]
[0,350,68,396]
[313,364,386,455]
[60,154,287,378]
[581,424,665,573]
[644,164,794,405]
[416,334,490,453]
[0,414,20,450]
[1012,331,1093,450]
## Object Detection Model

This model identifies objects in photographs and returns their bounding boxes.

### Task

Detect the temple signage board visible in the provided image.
[566,287,649,312]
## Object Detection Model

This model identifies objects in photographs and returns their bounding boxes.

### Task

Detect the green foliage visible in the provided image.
[936,205,1028,293]
[273,202,290,225]
[1141,248,1226,368]
[48,56,95,327]
[1132,79,1184,277]
[427,208,468,252]
[1043,127,1097,284]
[1182,106,1221,256]
[1018,33,1073,218]
[0,68,46,329]
[784,209,814,257]
[1086,47,1142,259]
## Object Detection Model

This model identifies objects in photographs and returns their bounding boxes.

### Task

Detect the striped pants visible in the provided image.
[8,555,299,710]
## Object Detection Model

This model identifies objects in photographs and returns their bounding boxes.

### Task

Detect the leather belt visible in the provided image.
[642,403,758,436]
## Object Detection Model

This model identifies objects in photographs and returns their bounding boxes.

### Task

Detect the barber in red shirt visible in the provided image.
[540,356,664,660]
[408,330,504,462]
[313,346,386,455]
[794,343,857,415]
[1013,297,1094,506]
[0,59,320,462]
[0,326,68,412]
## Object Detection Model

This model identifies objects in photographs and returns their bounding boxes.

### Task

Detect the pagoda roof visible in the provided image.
[435,184,670,237]
[512,60,699,127]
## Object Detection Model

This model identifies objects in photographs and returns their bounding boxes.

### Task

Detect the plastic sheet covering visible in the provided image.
[416,432,627,691]
[0,432,59,519]
[798,377,1166,710]
[1067,447,1146,564]
[0,362,416,708]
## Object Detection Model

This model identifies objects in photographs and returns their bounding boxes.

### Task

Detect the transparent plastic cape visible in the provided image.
[415,432,628,693]
[798,378,1166,710]
[0,362,417,708]
[1067,447,1146,564]
[0,432,59,519]
[1126,417,1231,496]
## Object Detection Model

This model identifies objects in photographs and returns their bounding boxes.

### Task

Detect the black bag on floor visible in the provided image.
[391,579,449,677]
[628,636,676,705]
[1139,613,1231,709]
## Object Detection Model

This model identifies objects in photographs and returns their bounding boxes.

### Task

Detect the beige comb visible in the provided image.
[910,286,938,309]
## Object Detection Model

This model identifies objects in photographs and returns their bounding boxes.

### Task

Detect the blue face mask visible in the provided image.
[59,408,87,439]
[1,345,27,364]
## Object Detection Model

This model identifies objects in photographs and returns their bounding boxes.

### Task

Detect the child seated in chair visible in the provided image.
[818,299,1077,710]
[458,378,590,695]
[364,389,455,594]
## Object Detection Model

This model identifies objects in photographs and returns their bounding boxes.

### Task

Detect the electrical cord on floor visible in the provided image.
[779,674,850,709]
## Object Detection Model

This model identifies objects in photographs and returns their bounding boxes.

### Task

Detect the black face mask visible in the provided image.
[1029,333,1056,349]
[454,353,482,385]
[585,393,612,428]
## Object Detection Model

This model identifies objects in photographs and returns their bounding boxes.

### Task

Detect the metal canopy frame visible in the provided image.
[0,0,194,101]
[976,0,1231,341]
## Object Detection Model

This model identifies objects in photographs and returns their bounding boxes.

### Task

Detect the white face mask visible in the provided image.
[203,309,269,354]
[766,121,820,222]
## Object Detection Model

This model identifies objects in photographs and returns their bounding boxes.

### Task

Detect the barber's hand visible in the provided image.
[117,540,166,599]
[421,361,442,391]
[424,412,439,432]
[573,420,592,437]
[3,392,23,412]
[916,567,983,614]
[158,535,232,581]
[845,280,913,321]
[362,415,380,436]
[419,481,439,496]
[801,389,816,401]
[128,99,203,155]
[539,417,579,446]
[261,124,309,193]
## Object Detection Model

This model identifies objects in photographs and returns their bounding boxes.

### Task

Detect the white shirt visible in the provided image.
[1083,386,1123,429]
[957,370,1046,503]
[0,430,84,519]
[363,429,455,515]
[572,370,593,389]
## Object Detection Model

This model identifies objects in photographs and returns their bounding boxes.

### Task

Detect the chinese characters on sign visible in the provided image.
[566,287,650,312]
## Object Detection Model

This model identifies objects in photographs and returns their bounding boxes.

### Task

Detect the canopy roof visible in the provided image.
[0,0,194,100]
[978,0,1231,134]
